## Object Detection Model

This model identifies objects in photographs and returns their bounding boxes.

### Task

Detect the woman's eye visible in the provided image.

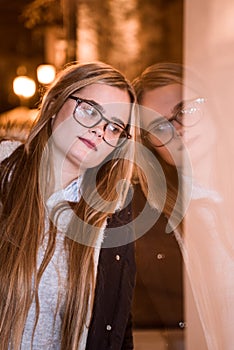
[106,123,122,134]
[79,102,99,118]
[151,122,171,133]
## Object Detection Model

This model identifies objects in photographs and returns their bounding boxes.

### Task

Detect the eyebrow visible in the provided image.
[109,116,126,128]
[142,100,184,130]
[85,98,127,128]
[86,99,105,113]
[145,97,201,130]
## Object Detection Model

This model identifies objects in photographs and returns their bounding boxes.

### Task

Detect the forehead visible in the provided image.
[77,83,131,124]
[78,83,130,104]
[141,83,183,117]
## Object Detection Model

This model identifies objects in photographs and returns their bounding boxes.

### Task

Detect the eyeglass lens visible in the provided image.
[147,97,205,146]
[148,122,174,147]
[175,98,204,127]
[73,100,128,147]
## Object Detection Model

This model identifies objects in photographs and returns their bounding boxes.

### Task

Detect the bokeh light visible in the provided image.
[13,76,36,98]
[37,64,56,85]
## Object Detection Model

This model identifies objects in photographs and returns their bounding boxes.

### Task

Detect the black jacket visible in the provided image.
[132,184,184,330]
[86,205,136,350]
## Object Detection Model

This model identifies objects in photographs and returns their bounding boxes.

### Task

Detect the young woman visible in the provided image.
[133,62,191,222]
[133,62,217,218]
[131,63,186,349]
[0,61,137,350]
[132,62,232,350]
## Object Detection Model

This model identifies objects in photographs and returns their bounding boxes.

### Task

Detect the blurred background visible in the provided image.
[0,0,183,113]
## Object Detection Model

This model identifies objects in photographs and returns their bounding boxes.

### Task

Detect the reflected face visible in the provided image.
[52,83,131,180]
[140,83,215,167]
[141,84,184,166]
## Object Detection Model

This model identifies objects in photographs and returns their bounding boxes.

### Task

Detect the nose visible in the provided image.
[89,124,105,138]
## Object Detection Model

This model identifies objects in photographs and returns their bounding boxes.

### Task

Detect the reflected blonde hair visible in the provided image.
[0,61,136,349]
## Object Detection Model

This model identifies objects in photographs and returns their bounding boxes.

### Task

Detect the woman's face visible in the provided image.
[141,84,184,166]
[51,83,131,182]
[140,83,215,168]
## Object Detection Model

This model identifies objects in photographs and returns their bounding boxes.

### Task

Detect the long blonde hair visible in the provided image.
[0,61,136,349]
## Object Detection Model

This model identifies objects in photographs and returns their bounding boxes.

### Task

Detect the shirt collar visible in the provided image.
[46,176,82,211]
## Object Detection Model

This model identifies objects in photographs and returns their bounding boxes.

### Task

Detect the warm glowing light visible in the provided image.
[13,76,36,98]
[37,64,56,84]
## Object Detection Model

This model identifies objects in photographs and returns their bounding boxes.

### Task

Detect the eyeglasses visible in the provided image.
[68,95,132,148]
[144,97,206,147]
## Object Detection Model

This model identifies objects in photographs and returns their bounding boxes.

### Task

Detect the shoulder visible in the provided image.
[0,140,22,163]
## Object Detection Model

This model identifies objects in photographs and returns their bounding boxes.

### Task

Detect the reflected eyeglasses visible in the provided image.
[144,97,206,147]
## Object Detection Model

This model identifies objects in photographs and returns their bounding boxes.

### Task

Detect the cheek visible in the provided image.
[94,144,117,170]
[79,143,115,169]
[148,136,184,167]
[52,117,86,155]
[147,134,172,159]
[97,144,115,162]
[52,104,71,130]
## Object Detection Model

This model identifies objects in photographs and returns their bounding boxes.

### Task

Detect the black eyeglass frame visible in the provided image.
[69,95,132,148]
[144,97,205,147]
[165,97,205,127]
[144,121,175,148]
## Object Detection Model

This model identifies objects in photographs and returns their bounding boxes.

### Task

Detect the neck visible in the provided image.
[50,148,84,194]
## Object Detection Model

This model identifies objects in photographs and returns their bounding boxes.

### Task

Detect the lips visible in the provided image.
[78,137,97,151]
